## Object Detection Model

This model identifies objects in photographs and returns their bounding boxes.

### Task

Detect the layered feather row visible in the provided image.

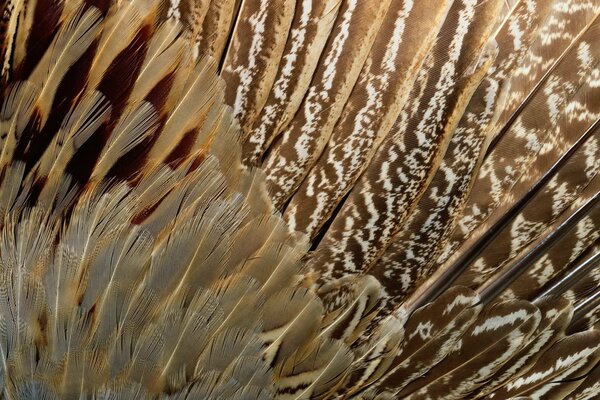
[0,0,598,398]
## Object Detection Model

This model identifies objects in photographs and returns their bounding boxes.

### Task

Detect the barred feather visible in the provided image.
[0,0,598,399]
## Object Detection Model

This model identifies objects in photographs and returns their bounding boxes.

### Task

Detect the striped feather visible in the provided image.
[310,0,503,283]
[0,0,599,398]
[283,0,453,239]
[261,0,393,208]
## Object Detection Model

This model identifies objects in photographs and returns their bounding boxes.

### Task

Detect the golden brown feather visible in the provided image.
[0,0,598,399]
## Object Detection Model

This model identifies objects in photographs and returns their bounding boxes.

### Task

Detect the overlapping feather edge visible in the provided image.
[0,0,598,399]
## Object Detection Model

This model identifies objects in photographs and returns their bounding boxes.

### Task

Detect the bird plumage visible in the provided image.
[0,0,599,398]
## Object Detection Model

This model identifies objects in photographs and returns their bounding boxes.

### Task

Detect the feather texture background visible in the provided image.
[0,0,599,398]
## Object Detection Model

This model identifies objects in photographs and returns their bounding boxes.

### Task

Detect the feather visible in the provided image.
[283,0,453,238]
[1,0,25,78]
[407,18,600,310]
[367,287,482,396]
[338,313,405,397]
[370,0,558,308]
[310,0,503,285]
[147,57,222,164]
[11,0,66,81]
[490,329,600,399]
[261,288,323,365]
[318,274,382,346]
[221,0,296,137]
[273,338,353,400]
[440,7,600,271]
[127,19,186,109]
[0,162,28,215]
[86,0,160,92]
[399,300,541,399]
[261,0,394,208]
[242,0,342,164]
[481,296,574,397]
[166,0,211,49]
[91,101,160,181]
[565,358,600,400]
[196,0,238,60]
[0,0,599,398]
[0,82,38,172]
[28,5,102,125]
[34,90,111,206]
[502,175,600,302]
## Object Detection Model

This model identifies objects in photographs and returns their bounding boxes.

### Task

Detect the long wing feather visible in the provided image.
[243,0,342,165]
[310,0,503,283]
[261,0,394,208]
[0,0,599,399]
[221,0,296,137]
[283,0,453,239]
[370,0,558,308]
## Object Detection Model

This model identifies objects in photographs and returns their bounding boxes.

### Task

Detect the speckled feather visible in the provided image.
[1,0,599,398]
